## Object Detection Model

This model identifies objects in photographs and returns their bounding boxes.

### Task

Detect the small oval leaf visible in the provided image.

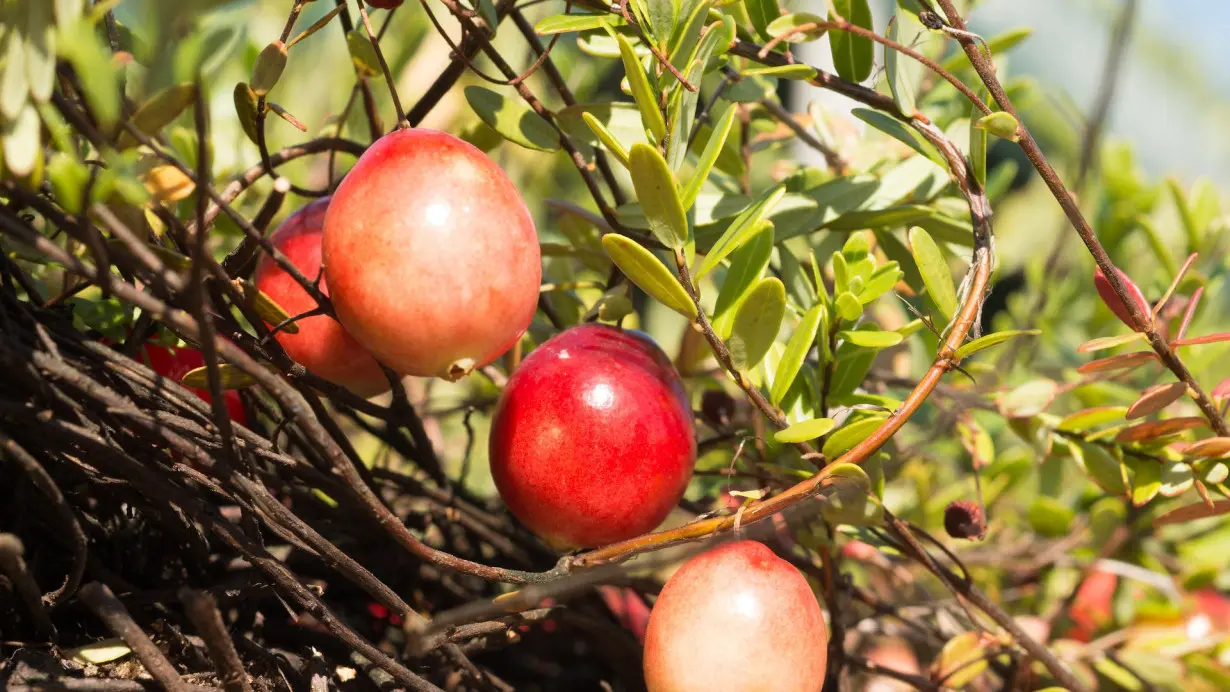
[180,363,258,390]
[1115,417,1207,443]
[116,83,196,150]
[770,304,824,406]
[1077,351,1157,374]
[822,416,885,459]
[908,226,958,321]
[628,143,688,249]
[464,85,559,152]
[774,417,836,443]
[237,278,300,334]
[973,111,1020,141]
[1076,332,1147,353]
[615,32,666,143]
[1126,382,1188,420]
[600,234,697,320]
[1057,407,1128,432]
[837,329,903,349]
[829,0,874,83]
[728,277,786,370]
[765,13,827,42]
[251,41,287,97]
[955,329,1041,360]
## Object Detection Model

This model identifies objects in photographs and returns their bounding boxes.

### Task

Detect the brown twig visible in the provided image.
[78,582,190,692]
[179,589,253,692]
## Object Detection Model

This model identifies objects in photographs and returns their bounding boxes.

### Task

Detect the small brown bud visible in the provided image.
[944,500,986,540]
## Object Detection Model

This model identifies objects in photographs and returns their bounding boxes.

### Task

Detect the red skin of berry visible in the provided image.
[1067,568,1117,642]
[489,324,695,549]
[254,197,389,397]
[365,0,403,8]
[140,344,248,426]
[642,540,829,692]
[322,128,540,380]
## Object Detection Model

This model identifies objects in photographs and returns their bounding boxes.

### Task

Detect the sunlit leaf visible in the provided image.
[852,108,944,166]
[695,184,786,278]
[712,221,773,339]
[973,111,1020,141]
[615,32,666,143]
[729,277,786,370]
[180,364,258,390]
[774,417,836,443]
[822,416,885,459]
[628,143,688,249]
[1185,437,1230,459]
[1153,499,1230,527]
[1126,382,1188,420]
[933,632,989,689]
[1057,407,1128,432]
[908,226,957,321]
[765,13,827,43]
[601,234,697,320]
[771,304,824,406]
[955,329,1040,360]
[1115,417,1207,443]
[680,103,736,210]
[535,13,624,35]
[1171,332,1230,348]
[838,329,902,349]
[1076,332,1146,353]
[885,18,918,115]
[1076,351,1157,374]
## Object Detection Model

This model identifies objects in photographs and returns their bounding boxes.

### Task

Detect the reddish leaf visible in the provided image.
[1125,382,1188,420]
[597,586,650,642]
[1177,286,1204,341]
[1115,417,1207,443]
[1094,265,1151,332]
[1077,351,1157,374]
[1171,332,1230,348]
[1153,500,1230,528]
[1214,377,1230,402]
[1185,437,1230,459]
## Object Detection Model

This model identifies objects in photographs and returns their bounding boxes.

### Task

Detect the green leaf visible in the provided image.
[666,1,712,74]
[885,18,918,116]
[47,154,89,214]
[822,416,885,459]
[116,83,196,150]
[996,379,1058,419]
[774,417,836,443]
[940,26,1033,73]
[829,0,874,82]
[974,111,1020,142]
[857,263,903,305]
[771,305,824,406]
[1,14,29,120]
[835,291,861,321]
[745,0,783,41]
[819,463,880,525]
[346,28,380,76]
[615,32,666,143]
[851,108,944,166]
[180,364,258,390]
[695,184,786,279]
[680,103,736,210]
[251,41,287,97]
[741,64,818,80]
[712,221,773,339]
[1159,462,1194,497]
[1130,458,1161,507]
[535,13,624,35]
[665,17,723,170]
[729,277,786,370]
[601,234,697,320]
[765,13,827,43]
[628,143,688,249]
[644,0,677,44]
[1167,177,1202,253]
[907,226,957,321]
[464,85,559,152]
[935,633,990,689]
[56,19,119,128]
[581,111,630,167]
[838,329,903,349]
[1056,406,1128,432]
[970,92,988,186]
[1076,442,1128,496]
[2,102,40,178]
[24,0,56,104]
[955,329,1041,359]
[1028,497,1074,537]
[558,102,652,153]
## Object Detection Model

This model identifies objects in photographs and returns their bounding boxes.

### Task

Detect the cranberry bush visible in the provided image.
[0,0,1228,690]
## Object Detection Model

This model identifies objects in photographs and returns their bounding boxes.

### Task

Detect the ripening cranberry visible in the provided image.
[488,324,695,549]
[322,128,540,381]
[365,0,403,9]
[254,197,389,397]
[140,343,248,426]
[643,540,829,692]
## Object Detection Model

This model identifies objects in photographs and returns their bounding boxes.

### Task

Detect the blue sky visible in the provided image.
[971,0,1230,185]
